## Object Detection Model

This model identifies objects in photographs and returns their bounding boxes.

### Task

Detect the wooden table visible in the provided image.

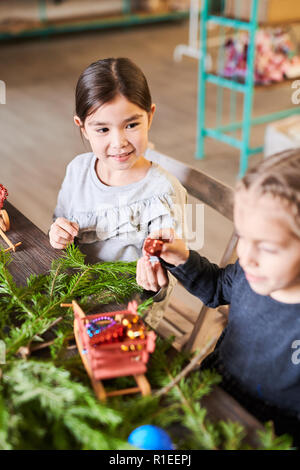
[1,201,265,448]
[1,201,60,285]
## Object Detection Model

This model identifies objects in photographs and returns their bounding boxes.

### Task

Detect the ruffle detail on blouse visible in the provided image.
[68,193,178,245]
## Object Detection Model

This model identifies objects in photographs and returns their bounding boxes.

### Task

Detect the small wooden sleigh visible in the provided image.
[0,184,21,253]
[61,300,156,401]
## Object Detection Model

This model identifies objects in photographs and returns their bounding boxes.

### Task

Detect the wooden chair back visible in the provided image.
[146,149,237,356]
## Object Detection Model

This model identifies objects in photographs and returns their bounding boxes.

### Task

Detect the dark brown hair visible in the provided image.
[237,148,300,235]
[75,58,152,124]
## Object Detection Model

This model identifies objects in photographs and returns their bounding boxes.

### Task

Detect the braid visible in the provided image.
[237,149,300,235]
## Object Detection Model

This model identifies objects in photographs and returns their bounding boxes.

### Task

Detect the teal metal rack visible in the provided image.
[196,0,300,177]
[0,1,188,41]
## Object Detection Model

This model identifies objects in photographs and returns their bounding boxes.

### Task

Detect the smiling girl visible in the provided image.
[49,58,187,327]
[137,149,300,444]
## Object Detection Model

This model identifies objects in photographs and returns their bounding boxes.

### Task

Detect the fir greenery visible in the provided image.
[0,245,295,450]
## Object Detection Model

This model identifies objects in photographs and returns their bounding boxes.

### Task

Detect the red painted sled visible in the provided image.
[61,300,156,401]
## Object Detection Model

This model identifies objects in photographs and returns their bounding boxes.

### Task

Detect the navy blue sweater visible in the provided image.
[161,250,300,414]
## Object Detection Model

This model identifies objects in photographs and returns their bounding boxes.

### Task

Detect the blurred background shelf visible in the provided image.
[0,0,189,40]
[196,0,300,177]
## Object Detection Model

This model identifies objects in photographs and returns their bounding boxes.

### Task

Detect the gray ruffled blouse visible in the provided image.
[53,152,187,262]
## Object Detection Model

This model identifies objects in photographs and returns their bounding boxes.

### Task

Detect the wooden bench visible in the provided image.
[147,149,238,359]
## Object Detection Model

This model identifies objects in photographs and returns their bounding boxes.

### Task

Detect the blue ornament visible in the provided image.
[128,425,174,450]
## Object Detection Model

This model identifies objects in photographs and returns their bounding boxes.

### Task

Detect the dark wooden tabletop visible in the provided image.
[1,201,265,447]
[1,201,60,285]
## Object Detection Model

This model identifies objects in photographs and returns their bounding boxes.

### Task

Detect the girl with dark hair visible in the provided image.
[49,58,187,328]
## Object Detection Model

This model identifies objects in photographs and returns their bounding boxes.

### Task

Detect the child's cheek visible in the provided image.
[236,239,243,259]
[260,253,277,277]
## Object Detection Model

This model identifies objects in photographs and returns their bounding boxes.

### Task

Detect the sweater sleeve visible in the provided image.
[52,155,89,223]
[53,164,72,221]
[160,250,239,308]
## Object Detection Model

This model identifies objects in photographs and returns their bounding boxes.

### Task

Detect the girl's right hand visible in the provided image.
[136,255,169,292]
[137,229,190,291]
[49,217,79,249]
[146,229,190,267]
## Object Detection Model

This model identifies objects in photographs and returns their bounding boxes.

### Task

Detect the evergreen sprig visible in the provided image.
[1,360,126,450]
[0,244,142,359]
[0,246,295,450]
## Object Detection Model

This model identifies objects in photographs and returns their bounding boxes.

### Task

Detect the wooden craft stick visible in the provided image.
[30,340,55,352]
[155,335,219,398]
[0,218,6,231]
[0,210,10,231]
[3,242,22,253]
[45,316,63,331]
[106,387,141,397]
[0,227,15,250]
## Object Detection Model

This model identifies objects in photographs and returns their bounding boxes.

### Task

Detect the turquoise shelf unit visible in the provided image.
[196,0,300,177]
[0,1,189,41]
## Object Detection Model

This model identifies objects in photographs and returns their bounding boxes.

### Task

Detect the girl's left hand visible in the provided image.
[136,255,169,292]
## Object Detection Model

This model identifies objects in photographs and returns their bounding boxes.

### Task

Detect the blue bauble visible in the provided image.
[128,425,174,450]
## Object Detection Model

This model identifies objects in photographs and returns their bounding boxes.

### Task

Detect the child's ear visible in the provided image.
[74,115,89,140]
[147,104,156,130]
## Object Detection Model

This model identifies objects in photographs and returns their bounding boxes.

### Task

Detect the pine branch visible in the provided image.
[48,263,62,299]
[256,422,295,450]
[218,421,246,450]
[0,246,295,451]
[1,360,125,450]
[149,337,221,450]
[2,246,141,357]
[0,264,36,319]
[155,336,219,398]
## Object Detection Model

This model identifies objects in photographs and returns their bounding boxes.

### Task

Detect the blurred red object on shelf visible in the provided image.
[0,184,8,210]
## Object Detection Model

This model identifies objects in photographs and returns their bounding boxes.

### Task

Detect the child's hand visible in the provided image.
[145,229,190,267]
[49,217,79,249]
[136,255,169,292]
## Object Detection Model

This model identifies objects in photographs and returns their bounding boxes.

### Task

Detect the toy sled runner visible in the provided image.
[0,184,21,252]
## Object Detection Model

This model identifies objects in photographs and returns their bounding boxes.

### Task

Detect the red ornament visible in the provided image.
[144,238,168,257]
